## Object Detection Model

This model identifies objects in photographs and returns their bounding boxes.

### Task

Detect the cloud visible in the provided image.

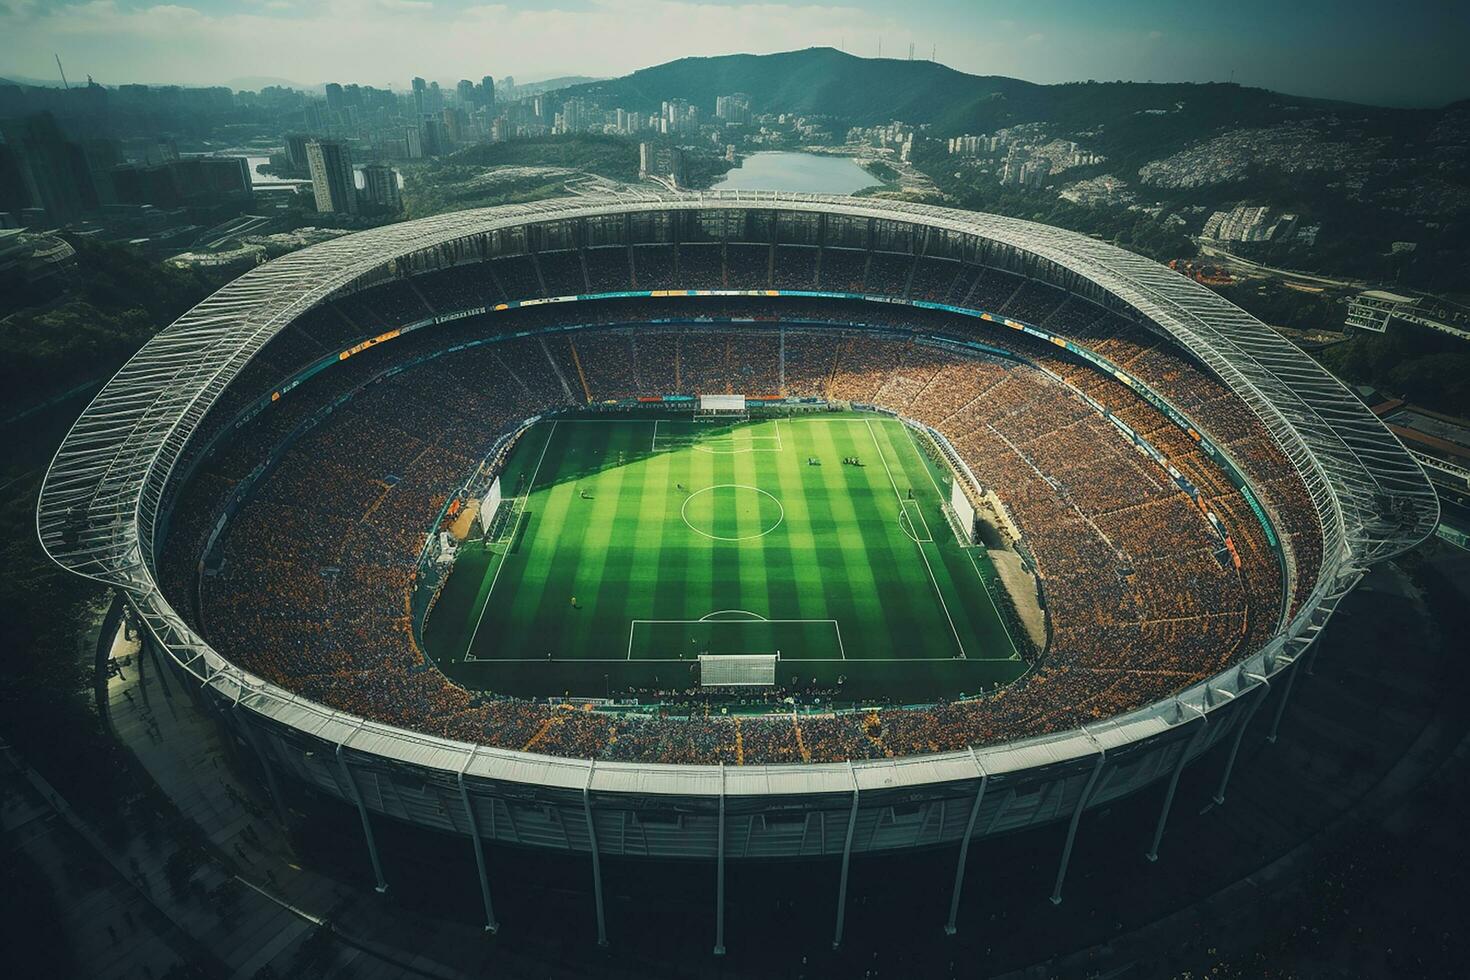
[0,0,900,85]
[1024,32,1044,43]
[1146,30,1163,40]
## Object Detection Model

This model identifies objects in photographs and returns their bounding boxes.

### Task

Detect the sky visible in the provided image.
[1,0,1466,108]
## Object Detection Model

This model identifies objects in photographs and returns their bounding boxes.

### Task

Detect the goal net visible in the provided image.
[697,394,747,419]
[481,475,503,516]
[698,653,778,687]
[950,479,979,545]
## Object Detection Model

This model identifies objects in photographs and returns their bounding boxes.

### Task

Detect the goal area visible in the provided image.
[698,654,778,687]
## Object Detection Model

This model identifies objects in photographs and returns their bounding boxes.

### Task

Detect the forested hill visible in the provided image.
[555,47,1450,150]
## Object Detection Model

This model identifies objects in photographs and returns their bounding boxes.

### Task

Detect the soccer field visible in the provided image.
[423,412,1026,704]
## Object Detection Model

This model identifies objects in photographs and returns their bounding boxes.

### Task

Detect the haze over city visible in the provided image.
[2,0,1467,107]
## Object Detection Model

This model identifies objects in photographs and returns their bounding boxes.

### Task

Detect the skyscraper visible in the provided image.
[411,77,427,119]
[561,98,586,133]
[0,113,98,224]
[456,79,475,106]
[360,163,401,212]
[324,83,345,113]
[284,133,312,173]
[481,76,496,114]
[305,139,358,215]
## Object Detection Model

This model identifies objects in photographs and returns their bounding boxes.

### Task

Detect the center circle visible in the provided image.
[680,484,785,541]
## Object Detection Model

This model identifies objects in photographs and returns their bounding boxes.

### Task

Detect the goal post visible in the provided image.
[698,653,778,687]
[950,479,979,545]
[696,394,748,419]
[481,475,502,516]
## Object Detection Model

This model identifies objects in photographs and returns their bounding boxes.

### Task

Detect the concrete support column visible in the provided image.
[1050,735,1105,906]
[832,763,861,950]
[945,750,988,936]
[582,766,608,947]
[335,741,388,894]
[1214,678,1268,805]
[143,630,175,702]
[714,763,726,956]
[232,704,291,830]
[457,754,498,934]
[1268,656,1300,744]
[1145,706,1206,862]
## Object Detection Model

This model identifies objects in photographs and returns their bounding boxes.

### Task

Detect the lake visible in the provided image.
[711,151,879,194]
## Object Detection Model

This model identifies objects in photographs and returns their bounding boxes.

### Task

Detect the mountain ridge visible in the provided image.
[552,47,1454,142]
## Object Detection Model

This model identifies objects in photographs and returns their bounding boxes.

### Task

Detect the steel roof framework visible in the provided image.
[36,192,1439,797]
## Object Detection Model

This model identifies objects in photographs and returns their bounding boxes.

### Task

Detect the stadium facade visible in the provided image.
[38,192,1437,948]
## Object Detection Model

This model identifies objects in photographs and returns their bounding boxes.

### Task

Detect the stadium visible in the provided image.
[37,191,1437,950]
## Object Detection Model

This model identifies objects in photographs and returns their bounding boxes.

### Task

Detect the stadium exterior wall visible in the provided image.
[138,600,1254,863]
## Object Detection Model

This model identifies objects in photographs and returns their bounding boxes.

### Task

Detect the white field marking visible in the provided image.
[895,419,951,502]
[627,618,845,660]
[463,420,558,660]
[899,498,933,543]
[653,417,782,455]
[893,423,975,549]
[679,484,785,541]
[966,549,1021,661]
[474,656,1019,663]
[895,507,921,544]
[865,418,968,660]
[699,609,769,621]
[461,505,527,663]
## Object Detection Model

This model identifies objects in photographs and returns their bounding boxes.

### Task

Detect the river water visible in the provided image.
[711,151,879,194]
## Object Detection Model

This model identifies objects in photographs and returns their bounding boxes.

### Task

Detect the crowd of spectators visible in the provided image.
[156,264,1324,766]
[537,251,588,296]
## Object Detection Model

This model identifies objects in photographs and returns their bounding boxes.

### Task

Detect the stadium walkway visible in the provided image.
[96,607,494,979]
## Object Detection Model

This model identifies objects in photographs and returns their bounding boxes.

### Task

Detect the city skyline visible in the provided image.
[1,0,1467,109]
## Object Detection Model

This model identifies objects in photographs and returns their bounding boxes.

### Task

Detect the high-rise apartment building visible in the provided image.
[0,113,98,224]
[360,163,401,212]
[284,134,312,173]
[715,93,751,126]
[411,77,427,119]
[305,139,358,215]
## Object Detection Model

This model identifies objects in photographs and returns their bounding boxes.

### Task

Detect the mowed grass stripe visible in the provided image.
[732,434,771,623]
[574,425,638,657]
[459,421,556,653]
[870,420,976,658]
[807,421,892,661]
[509,425,587,658]
[858,419,964,659]
[626,427,673,621]
[765,421,815,625]
[432,412,1028,700]
[887,420,1019,660]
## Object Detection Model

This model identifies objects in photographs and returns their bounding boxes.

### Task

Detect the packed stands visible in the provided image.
[159,264,1321,767]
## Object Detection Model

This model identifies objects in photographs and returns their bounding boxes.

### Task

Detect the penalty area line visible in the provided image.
[867,418,968,661]
[463,420,557,661]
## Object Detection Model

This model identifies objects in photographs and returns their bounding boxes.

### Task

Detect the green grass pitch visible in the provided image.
[423,412,1026,704]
